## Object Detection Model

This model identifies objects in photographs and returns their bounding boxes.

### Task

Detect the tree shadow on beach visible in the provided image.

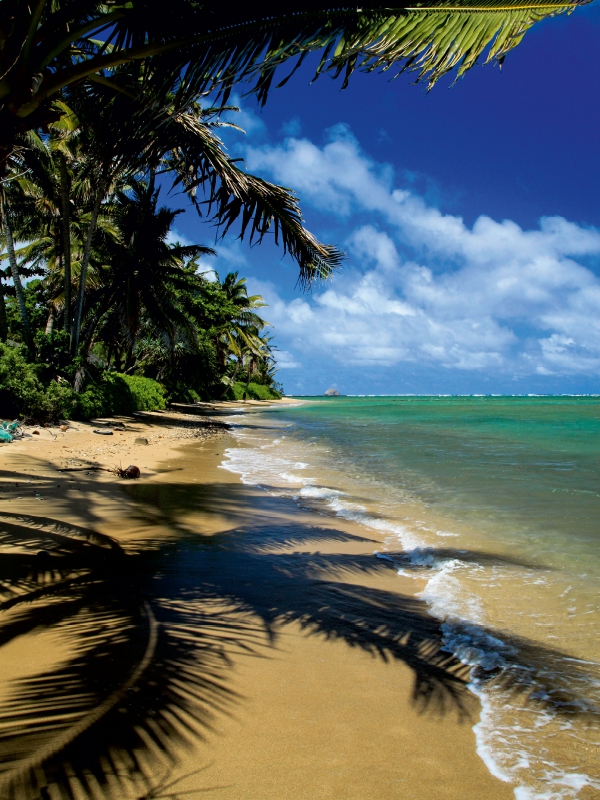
[0,467,597,799]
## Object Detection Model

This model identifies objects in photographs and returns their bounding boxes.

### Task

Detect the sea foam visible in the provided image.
[220,418,600,799]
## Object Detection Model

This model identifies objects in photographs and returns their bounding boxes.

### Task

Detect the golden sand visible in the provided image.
[0,405,513,799]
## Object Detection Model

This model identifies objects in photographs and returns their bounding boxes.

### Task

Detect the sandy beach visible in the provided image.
[0,404,513,800]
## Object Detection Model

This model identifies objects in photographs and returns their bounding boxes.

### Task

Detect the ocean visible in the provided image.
[221,396,600,799]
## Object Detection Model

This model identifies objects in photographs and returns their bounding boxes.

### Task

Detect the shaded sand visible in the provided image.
[0,407,513,799]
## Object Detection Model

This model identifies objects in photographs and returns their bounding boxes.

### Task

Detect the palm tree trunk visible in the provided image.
[124,340,135,372]
[219,356,241,398]
[58,152,72,336]
[45,303,55,334]
[2,214,34,353]
[243,357,256,401]
[72,172,107,355]
[0,279,7,342]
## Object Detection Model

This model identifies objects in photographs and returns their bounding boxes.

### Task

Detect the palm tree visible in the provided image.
[242,332,275,400]
[0,0,587,171]
[0,197,35,353]
[3,127,120,346]
[0,0,587,292]
[221,272,268,330]
[213,271,270,377]
[88,179,215,370]
[0,273,8,343]
[5,129,77,339]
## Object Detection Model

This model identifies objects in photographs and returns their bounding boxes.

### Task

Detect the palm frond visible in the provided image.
[121,0,589,107]
[164,112,344,285]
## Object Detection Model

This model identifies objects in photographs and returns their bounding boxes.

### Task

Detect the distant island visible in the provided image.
[324,388,341,397]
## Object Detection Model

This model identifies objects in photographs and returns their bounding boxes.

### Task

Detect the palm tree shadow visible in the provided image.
[0,475,597,799]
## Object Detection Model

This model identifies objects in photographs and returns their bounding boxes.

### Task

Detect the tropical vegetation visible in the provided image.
[0,142,284,419]
[0,162,282,417]
[0,0,588,419]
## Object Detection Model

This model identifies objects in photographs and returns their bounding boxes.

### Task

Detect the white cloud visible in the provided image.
[275,350,302,369]
[244,129,600,378]
[219,95,267,138]
[199,239,250,282]
[166,228,194,247]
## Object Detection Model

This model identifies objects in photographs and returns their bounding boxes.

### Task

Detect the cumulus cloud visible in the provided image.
[275,350,302,369]
[243,128,600,379]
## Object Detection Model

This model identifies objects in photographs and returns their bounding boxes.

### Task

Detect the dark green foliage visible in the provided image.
[35,330,72,378]
[0,342,73,420]
[227,382,282,401]
[68,373,165,419]
[1,171,282,409]
[3,278,48,346]
[0,343,166,420]
[110,374,167,414]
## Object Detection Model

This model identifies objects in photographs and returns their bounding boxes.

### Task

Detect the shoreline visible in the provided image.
[0,404,513,799]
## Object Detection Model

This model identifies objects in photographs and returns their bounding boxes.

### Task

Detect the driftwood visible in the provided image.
[57,464,141,479]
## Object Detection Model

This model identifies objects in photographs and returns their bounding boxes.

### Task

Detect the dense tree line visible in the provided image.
[0,128,282,415]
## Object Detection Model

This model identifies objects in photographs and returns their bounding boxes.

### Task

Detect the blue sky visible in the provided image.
[171,4,600,395]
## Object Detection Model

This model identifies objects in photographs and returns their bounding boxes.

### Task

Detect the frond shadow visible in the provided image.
[0,472,596,799]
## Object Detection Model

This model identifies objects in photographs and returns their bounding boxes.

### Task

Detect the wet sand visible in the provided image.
[0,406,513,799]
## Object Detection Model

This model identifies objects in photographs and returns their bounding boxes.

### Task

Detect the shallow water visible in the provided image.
[221,396,600,800]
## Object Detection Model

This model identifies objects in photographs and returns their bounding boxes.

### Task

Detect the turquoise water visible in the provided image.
[222,396,600,799]
[277,396,600,572]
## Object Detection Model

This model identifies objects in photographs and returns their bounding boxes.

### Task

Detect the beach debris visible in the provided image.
[58,463,140,479]
[60,424,68,432]
[1,420,20,433]
[134,437,149,445]
[0,430,13,443]
[32,430,40,435]
[93,429,113,435]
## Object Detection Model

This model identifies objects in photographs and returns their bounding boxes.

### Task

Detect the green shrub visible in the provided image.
[167,386,203,404]
[227,382,282,401]
[0,344,167,420]
[113,373,166,412]
[0,343,51,419]
[35,330,73,379]
[42,379,78,419]
[72,382,109,420]
[72,373,166,418]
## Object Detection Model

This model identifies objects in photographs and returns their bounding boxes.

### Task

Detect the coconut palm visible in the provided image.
[213,271,270,373]
[88,179,215,369]
[0,195,35,353]
[241,332,276,400]
[221,272,268,330]
[0,0,588,169]
[0,0,588,294]
[2,127,121,344]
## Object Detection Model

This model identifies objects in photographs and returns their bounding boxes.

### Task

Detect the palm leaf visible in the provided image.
[162,110,344,284]
[5,0,589,124]
[102,0,588,106]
